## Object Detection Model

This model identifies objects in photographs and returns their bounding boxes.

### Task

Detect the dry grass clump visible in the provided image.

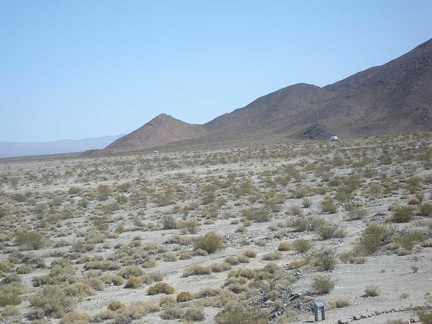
[59,311,91,324]
[215,303,267,324]
[125,276,143,288]
[147,282,175,295]
[183,264,212,277]
[176,291,194,302]
[364,284,381,297]
[277,242,292,251]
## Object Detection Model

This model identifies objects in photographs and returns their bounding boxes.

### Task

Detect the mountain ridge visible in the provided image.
[101,38,432,154]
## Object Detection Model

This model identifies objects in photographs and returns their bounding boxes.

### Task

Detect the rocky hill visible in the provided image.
[102,39,432,153]
[103,114,207,153]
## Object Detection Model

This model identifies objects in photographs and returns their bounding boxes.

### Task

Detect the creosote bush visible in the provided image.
[193,231,222,254]
[15,230,45,250]
[391,206,413,223]
[312,275,335,294]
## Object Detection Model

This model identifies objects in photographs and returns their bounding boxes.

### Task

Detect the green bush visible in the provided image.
[193,231,222,254]
[311,249,336,271]
[391,206,413,223]
[0,285,23,306]
[321,198,337,214]
[312,275,335,294]
[355,224,385,256]
[241,208,271,223]
[293,239,313,253]
[420,203,432,216]
[15,230,45,250]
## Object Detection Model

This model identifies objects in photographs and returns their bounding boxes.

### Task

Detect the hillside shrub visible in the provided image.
[312,275,335,294]
[193,231,222,254]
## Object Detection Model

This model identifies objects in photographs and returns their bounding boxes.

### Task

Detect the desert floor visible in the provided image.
[0,133,431,324]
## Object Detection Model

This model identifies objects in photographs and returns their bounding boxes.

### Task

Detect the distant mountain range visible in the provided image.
[0,135,123,158]
[100,38,432,154]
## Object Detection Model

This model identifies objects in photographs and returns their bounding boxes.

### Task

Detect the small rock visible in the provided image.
[353,314,362,320]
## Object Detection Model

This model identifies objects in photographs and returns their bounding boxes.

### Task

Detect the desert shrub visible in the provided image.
[364,285,380,297]
[335,299,351,308]
[311,249,336,271]
[288,215,324,232]
[420,203,432,216]
[0,285,23,306]
[107,301,126,311]
[30,286,75,317]
[118,265,144,279]
[345,207,368,221]
[391,206,413,223]
[115,301,160,322]
[59,311,91,324]
[176,291,194,302]
[211,262,232,273]
[148,282,175,295]
[262,251,283,261]
[160,306,184,320]
[243,250,257,258]
[321,197,337,214]
[96,184,110,201]
[401,231,426,250]
[292,239,313,253]
[16,264,35,274]
[241,208,271,223]
[278,242,292,251]
[418,306,432,324]
[15,230,45,250]
[215,303,267,324]
[161,215,177,230]
[355,224,385,256]
[338,251,366,264]
[316,222,340,240]
[224,256,239,265]
[125,276,143,289]
[178,220,200,234]
[287,258,309,269]
[102,274,124,286]
[312,275,335,294]
[162,252,177,262]
[193,231,222,253]
[183,306,205,321]
[0,261,13,273]
[302,197,312,208]
[183,264,212,277]
[237,255,250,263]
[228,268,255,280]
[1,305,20,317]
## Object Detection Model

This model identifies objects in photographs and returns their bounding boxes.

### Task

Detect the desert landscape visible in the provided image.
[1,132,431,324]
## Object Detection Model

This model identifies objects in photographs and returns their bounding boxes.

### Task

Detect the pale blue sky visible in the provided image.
[1,0,431,142]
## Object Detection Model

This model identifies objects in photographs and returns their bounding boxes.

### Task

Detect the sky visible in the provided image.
[1,0,431,142]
